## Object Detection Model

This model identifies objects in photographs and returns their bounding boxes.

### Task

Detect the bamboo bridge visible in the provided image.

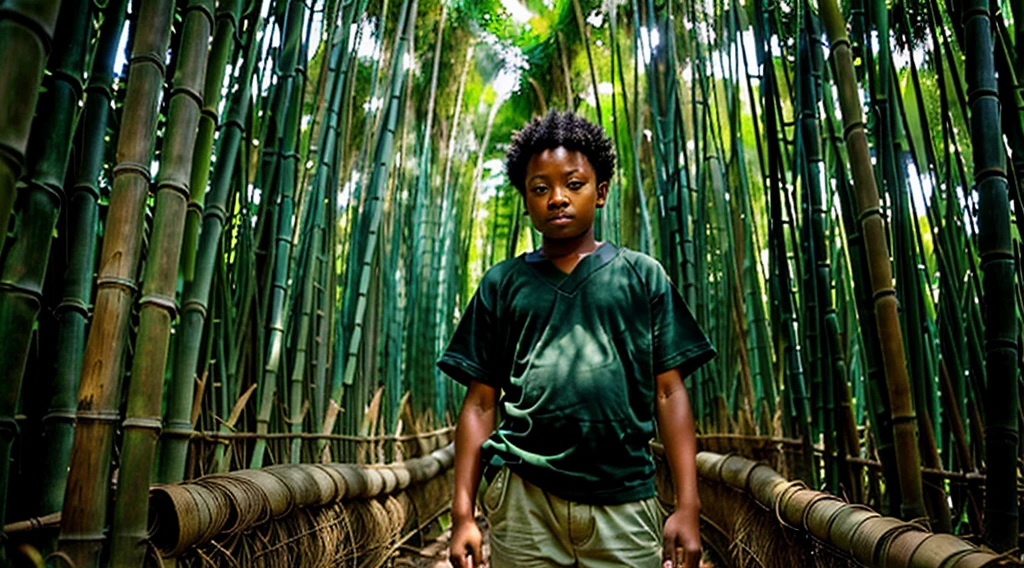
[8,434,1020,568]
[3,0,1024,567]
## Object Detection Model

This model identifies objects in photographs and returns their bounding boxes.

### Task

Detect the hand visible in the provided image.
[662,508,701,568]
[450,517,484,568]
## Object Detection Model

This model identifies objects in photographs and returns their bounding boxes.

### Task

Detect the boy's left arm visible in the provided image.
[655,366,702,568]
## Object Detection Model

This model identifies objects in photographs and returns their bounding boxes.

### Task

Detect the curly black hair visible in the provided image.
[505,110,616,194]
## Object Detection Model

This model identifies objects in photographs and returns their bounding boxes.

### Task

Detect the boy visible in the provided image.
[438,111,715,568]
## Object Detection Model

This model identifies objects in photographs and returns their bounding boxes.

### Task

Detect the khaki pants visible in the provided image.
[481,467,664,567]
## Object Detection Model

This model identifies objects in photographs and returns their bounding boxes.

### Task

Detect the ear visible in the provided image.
[596,181,609,208]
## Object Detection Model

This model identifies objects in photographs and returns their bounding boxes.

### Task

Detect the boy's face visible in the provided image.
[522,147,608,240]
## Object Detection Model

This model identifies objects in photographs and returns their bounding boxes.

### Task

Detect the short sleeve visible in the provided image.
[648,263,717,377]
[436,278,502,387]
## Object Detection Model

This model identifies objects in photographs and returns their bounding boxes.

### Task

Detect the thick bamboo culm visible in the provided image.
[962,0,1020,552]
[817,0,926,523]
[688,451,1018,568]
[0,0,91,541]
[57,2,176,566]
[0,0,61,251]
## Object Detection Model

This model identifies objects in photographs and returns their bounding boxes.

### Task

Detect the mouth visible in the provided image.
[548,213,574,225]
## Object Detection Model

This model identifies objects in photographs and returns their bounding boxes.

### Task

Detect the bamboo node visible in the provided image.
[0,143,25,172]
[55,297,90,318]
[220,117,245,133]
[49,69,85,100]
[69,179,101,201]
[204,203,227,225]
[961,5,991,20]
[856,205,882,223]
[0,8,54,53]
[170,85,204,108]
[871,287,897,302]
[128,52,167,76]
[83,80,114,102]
[96,275,138,293]
[155,178,191,202]
[841,120,866,141]
[972,165,1007,181]
[162,424,195,439]
[24,179,64,207]
[199,107,218,122]
[122,417,163,433]
[181,299,208,319]
[183,1,215,28]
[112,161,152,182]
[139,292,179,317]
[40,410,77,424]
[966,89,1000,105]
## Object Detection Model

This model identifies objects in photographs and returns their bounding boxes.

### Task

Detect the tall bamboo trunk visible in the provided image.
[250,0,310,468]
[405,0,445,418]
[157,2,262,485]
[57,2,175,566]
[324,0,425,445]
[108,2,213,565]
[797,6,838,490]
[179,0,244,283]
[0,0,62,251]
[962,0,1020,551]
[871,0,951,531]
[338,0,418,440]
[35,0,129,522]
[0,0,91,542]
[818,0,926,521]
[757,0,815,481]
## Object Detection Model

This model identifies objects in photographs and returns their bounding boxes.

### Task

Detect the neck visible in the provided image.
[541,227,600,259]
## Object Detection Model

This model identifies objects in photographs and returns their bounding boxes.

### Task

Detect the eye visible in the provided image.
[568,180,585,190]
[531,185,548,194]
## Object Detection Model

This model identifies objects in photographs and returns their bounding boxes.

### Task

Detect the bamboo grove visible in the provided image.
[0,0,1020,564]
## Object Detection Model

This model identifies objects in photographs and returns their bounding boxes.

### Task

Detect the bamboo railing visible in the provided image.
[664,450,1021,568]
[9,438,1021,567]
[7,444,455,568]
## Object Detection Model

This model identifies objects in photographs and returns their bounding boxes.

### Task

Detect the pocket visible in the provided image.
[482,466,510,515]
[640,497,665,536]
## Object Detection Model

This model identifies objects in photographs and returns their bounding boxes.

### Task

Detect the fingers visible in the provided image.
[663,545,701,568]
[470,541,484,568]
[450,547,466,568]
[683,545,701,568]
[662,533,676,567]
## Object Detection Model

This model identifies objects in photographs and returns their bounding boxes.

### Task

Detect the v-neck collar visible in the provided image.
[523,242,619,294]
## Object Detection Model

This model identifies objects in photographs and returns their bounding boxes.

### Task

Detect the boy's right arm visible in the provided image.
[450,380,498,568]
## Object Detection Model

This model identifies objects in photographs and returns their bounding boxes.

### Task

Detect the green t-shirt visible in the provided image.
[437,243,715,505]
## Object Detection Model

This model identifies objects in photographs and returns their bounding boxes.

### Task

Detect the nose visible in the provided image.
[547,186,569,209]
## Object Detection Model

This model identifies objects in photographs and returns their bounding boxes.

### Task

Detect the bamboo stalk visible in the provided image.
[325,0,419,443]
[107,2,215,565]
[0,0,92,547]
[818,0,926,521]
[251,0,311,468]
[157,6,263,485]
[179,0,244,283]
[0,0,62,250]
[35,0,129,522]
[961,0,1019,550]
[57,2,176,565]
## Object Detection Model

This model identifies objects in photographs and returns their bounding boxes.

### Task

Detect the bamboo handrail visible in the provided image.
[190,425,455,442]
[693,451,1019,568]
[6,444,457,555]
